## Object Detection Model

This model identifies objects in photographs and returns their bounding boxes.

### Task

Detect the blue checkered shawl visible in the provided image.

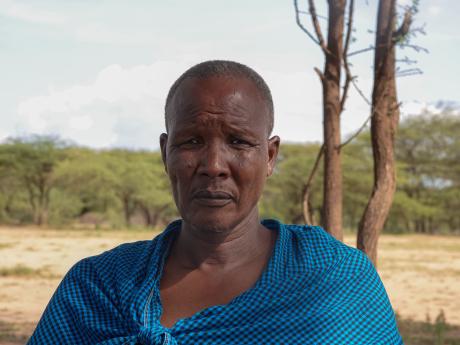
[29,219,403,344]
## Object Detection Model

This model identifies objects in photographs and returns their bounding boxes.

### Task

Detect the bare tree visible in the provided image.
[294,0,356,240]
[357,0,413,265]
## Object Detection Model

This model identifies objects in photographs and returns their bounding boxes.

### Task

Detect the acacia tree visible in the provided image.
[129,152,176,227]
[294,0,356,240]
[0,136,67,225]
[358,0,415,265]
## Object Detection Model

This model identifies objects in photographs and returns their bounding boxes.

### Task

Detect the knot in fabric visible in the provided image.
[136,326,177,345]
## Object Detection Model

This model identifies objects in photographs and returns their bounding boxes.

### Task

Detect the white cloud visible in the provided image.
[15,58,432,149]
[14,59,331,148]
[0,0,66,25]
[15,61,192,148]
[400,100,460,117]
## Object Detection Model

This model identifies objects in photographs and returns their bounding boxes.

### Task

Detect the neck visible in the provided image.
[170,209,274,270]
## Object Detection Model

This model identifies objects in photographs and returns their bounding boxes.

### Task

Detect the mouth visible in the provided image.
[192,190,234,207]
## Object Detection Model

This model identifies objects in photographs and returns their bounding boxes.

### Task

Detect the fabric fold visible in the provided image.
[136,325,178,345]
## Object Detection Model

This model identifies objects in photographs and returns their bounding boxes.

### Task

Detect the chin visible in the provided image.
[188,213,233,234]
[184,210,258,235]
[181,207,244,235]
[178,200,260,236]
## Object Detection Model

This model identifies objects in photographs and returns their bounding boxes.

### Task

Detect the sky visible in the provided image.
[0,0,458,150]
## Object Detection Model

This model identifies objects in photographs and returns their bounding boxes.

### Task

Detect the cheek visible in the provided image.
[167,153,195,189]
[234,152,268,192]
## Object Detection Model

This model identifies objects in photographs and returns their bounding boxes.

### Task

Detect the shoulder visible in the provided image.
[278,222,368,278]
[28,238,165,344]
[51,239,159,309]
[84,238,156,273]
[79,220,181,273]
[281,224,402,343]
[70,238,155,278]
[68,221,180,290]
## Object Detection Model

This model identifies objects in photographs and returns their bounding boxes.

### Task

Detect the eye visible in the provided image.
[179,138,201,148]
[231,138,244,145]
[230,137,252,147]
[186,138,199,145]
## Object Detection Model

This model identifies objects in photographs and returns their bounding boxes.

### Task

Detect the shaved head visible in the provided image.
[164,60,274,136]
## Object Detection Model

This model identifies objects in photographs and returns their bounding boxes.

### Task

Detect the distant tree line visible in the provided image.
[0,110,458,234]
[0,140,176,228]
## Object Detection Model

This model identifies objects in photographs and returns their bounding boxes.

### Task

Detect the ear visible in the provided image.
[159,133,168,173]
[267,135,280,177]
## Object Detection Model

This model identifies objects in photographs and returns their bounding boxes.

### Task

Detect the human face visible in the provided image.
[160,76,279,233]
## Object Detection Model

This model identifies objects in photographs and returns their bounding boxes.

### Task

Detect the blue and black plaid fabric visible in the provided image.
[29,219,403,344]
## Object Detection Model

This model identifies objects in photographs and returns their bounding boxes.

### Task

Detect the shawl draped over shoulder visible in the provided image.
[28,219,403,344]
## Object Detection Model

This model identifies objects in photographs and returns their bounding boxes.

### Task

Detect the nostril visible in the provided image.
[198,149,230,177]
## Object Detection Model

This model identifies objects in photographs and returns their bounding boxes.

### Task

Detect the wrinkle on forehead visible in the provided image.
[166,76,270,134]
[172,113,257,137]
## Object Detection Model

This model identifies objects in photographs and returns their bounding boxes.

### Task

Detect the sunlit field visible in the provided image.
[1,227,460,344]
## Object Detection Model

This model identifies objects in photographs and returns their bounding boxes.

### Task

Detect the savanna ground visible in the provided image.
[0,226,459,345]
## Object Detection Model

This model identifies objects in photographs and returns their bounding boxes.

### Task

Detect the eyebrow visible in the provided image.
[172,120,262,138]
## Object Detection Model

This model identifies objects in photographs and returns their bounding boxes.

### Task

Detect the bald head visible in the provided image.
[164,60,274,136]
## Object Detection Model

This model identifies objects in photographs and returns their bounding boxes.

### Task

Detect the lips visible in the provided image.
[192,190,234,207]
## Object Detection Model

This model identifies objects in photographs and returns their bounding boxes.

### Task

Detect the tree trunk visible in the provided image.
[302,145,324,225]
[322,0,346,240]
[357,0,400,265]
[35,182,50,226]
[140,204,153,226]
[122,195,132,227]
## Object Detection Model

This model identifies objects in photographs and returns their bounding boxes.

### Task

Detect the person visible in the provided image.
[28,60,403,344]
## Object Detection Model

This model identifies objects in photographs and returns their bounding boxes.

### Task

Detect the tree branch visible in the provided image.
[308,0,328,54]
[302,144,325,224]
[340,0,355,112]
[293,0,320,46]
[352,77,371,105]
[314,66,325,81]
[398,43,429,54]
[297,10,328,21]
[348,45,375,57]
[393,9,412,42]
[343,0,355,58]
[340,115,371,148]
[396,68,423,77]
[396,56,417,65]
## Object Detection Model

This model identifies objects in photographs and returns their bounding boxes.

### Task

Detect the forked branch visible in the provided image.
[308,0,328,54]
[393,9,412,42]
[294,0,320,46]
[340,0,355,111]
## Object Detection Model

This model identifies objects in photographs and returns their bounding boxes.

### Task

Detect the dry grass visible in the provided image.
[344,234,460,327]
[0,264,60,279]
[0,265,41,278]
[1,226,459,343]
[0,243,16,250]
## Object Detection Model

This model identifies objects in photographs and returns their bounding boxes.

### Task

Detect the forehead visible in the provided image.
[167,76,270,133]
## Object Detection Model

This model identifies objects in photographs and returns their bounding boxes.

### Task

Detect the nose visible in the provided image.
[197,142,230,178]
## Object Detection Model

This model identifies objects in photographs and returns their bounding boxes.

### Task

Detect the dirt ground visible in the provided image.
[1,226,459,343]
